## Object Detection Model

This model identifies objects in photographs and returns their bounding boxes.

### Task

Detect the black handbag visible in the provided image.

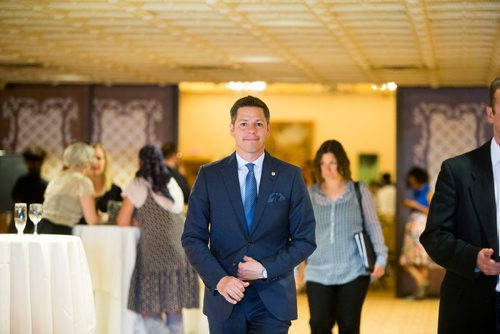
[353,182,376,272]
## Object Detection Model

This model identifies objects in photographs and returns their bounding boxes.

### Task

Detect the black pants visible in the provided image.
[38,218,73,235]
[208,285,291,334]
[306,276,370,334]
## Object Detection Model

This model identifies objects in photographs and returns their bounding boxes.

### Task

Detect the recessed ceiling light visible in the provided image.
[387,82,397,91]
[225,81,266,91]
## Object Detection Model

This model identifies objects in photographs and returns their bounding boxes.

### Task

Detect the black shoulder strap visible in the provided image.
[353,181,367,231]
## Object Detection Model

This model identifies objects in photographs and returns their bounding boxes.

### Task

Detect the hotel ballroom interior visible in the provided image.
[0,0,499,333]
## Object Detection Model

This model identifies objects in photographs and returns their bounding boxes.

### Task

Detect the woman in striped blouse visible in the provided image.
[303,140,387,334]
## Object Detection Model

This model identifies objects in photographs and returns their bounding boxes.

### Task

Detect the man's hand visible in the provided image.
[476,248,500,275]
[216,276,249,305]
[237,256,265,281]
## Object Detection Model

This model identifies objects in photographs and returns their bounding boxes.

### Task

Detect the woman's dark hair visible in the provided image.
[406,166,429,186]
[313,140,351,183]
[136,145,173,201]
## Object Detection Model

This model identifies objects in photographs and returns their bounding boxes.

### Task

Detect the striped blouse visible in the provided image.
[305,181,388,285]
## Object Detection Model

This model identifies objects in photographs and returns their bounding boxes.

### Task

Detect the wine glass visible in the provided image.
[14,202,27,235]
[29,203,43,235]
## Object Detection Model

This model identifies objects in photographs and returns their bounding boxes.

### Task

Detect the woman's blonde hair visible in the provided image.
[63,142,94,169]
[92,143,114,192]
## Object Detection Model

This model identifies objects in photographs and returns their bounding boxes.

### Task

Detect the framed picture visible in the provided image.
[266,122,314,167]
[358,153,378,184]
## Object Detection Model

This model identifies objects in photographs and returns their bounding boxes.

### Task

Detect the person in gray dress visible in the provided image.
[117,145,199,334]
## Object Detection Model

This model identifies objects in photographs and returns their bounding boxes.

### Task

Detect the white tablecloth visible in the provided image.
[73,225,208,334]
[73,225,144,334]
[0,234,96,334]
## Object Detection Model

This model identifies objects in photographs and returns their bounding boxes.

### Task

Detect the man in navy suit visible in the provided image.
[420,77,500,334]
[181,96,316,333]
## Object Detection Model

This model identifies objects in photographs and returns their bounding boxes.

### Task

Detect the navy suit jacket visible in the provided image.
[181,152,316,321]
[420,140,498,334]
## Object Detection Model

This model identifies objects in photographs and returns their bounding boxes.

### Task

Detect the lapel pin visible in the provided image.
[271,172,276,176]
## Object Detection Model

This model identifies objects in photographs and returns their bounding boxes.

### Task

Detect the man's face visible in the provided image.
[230,106,270,159]
[487,89,500,141]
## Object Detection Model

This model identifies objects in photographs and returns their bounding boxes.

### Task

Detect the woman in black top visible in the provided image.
[81,143,122,223]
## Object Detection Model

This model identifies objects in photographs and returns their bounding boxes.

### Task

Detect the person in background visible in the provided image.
[39,142,100,234]
[399,166,432,299]
[368,180,381,196]
[80,143,122,223]
[162,142,190,204]
[301,139,387,334]
[9,145,48,234]
[181,96,316,334]
[420,77,500,333]
[117,145,199,334]
[375,172,396,256]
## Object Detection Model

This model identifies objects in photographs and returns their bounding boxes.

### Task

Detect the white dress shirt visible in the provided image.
[235,152,265,205]
[490,139,500,291]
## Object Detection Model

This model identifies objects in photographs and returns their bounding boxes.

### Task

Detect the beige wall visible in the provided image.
[178,90,396,180]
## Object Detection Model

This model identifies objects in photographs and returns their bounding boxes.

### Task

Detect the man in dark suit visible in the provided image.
[420,77,500,334]
[181,96,316,333]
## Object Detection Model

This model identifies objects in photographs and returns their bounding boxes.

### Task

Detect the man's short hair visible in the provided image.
[489,77,500,110]
[22,145,46,162]
[161,142,178,159]
[381,173,392,185]
[230,96,270,124]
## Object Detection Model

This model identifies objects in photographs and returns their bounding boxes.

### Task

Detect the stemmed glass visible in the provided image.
[14,202,27,235]
[29,203,43,235]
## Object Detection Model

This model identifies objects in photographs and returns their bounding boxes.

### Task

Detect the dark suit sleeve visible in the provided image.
[420,160,480,280]
[181,166,227,290]
[260,167,316,279]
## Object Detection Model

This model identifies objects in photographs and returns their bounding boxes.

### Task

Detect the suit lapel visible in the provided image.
[251,152,279,234]
[469,141,498,252]
[221,153,248,234]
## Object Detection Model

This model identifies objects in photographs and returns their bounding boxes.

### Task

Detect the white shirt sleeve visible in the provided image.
[122,178,148,208]
[122,177,183,213]
[167,178,184,214]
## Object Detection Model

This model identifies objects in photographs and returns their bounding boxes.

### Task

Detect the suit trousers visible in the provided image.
[207,284,291,334]
[306,275,370,334]
[495,292,500,333]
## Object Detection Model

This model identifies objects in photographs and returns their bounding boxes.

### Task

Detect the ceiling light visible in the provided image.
[237,56,283,63]
[387,82,398,91]
[225,81,267,92]
[371,82,397,91]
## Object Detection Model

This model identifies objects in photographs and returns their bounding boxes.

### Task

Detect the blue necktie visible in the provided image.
[244,163,257,232]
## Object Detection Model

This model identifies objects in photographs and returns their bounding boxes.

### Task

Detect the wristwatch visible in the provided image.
[261,267,268,279]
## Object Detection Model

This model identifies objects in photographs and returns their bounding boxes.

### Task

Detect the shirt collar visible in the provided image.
[235,152,265,170]
[491,138,500,166]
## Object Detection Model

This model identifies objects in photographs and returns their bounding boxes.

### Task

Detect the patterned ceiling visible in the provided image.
[0,0,499,88]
